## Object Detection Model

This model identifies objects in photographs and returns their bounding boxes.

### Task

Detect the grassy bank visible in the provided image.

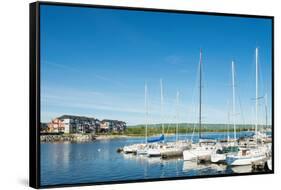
[123,123,270,137]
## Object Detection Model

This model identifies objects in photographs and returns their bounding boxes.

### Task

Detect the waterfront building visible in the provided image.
[45,115,126,134]
[46,115,98,134]
[100,119,127,133]
[47,118,65,133]
[100,120,110,132]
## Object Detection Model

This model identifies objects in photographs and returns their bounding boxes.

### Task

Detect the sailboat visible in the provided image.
[161,91,192,158]
[226,47,269,166]
[147,79,166,157]
[183,49,217,161]
[211,60,239,163]
[136,81,169,156]
[124,82,149,155]
[136,82,150,155]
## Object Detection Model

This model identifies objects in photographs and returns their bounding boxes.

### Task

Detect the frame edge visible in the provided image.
[30,1,275,188]
[29,1,40,189]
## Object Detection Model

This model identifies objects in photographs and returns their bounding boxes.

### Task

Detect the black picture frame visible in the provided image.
[29,1,274,189]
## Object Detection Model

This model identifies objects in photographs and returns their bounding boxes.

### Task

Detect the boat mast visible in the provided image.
[145,82,148,144]
[176,90,180,142]
[160,79,164,136]
[265,93,268,129]
[227,106,230,142]
[227,101,230,142]
[199,49,202,139]
[255,47,259,136]
[232,61,237,140]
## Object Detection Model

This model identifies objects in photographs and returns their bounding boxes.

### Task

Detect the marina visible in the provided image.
[117,48,272,172]
[37,5,274,187]
[41,48,272,186]
[41,132,271,186]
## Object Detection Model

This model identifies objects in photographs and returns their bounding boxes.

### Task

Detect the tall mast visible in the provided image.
[265,93,268,128]
[255,47,259,136]
[176,90,180,142]
[227,105,230,142]
[199,49,202,139]
[145,82,148,144]
[160,79,164,135]
[232,61,237,140]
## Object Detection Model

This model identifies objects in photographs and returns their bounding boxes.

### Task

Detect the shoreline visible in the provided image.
[95,133,181,140]
[40,130,258,143]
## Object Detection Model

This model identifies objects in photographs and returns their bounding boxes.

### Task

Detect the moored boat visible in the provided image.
[147,143,163,157]
[211,144,239,163]
[226,48,271,167]
[183,140,216,161]
[211,61,239,163]
[226,147,267,166]
[161,140,191,158]
[183,50,216,162]
[123,144,138,154]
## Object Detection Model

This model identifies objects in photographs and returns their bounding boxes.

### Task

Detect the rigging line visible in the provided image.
[226,99,230,141]
[257,51,268,129]
[233,62,246,128]
[189,53,201,141]
[193,72,201,139]
[185,123,189,141]
[199,49,203,138]
[242,49,258,127]
[258,50,266,98]
[237,89,246,125]
[176,90,180,141]
[160,78,164,136]
[191,123,196,142]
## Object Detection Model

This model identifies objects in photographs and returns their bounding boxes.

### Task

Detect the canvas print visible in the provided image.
[38,3,273,187]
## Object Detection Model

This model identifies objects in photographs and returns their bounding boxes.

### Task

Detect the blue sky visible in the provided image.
[40,5,272,125]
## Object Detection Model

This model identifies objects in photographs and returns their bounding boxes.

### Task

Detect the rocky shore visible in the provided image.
[40,134,96,142]
[40,133,187,143]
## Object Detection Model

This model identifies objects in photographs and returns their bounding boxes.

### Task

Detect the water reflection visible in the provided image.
[122,153,162,165]
[231,165,252,173]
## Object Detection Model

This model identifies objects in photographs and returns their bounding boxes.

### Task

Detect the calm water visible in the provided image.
[41,132,258,186]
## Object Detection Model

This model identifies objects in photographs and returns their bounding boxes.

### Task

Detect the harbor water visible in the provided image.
[41,131,264,186]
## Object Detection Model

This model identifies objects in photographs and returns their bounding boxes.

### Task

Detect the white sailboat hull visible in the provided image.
[147,148,161,157]
[123,143,146,154]
[161,147,183,158]
[211,153,226,163]
[123,146,136,154]
[226,155,266,166]
[267,157,272,170]
[226,153,266,166]
[183,150,197,161]
[183,149,213,161]
[136,148,148,155]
